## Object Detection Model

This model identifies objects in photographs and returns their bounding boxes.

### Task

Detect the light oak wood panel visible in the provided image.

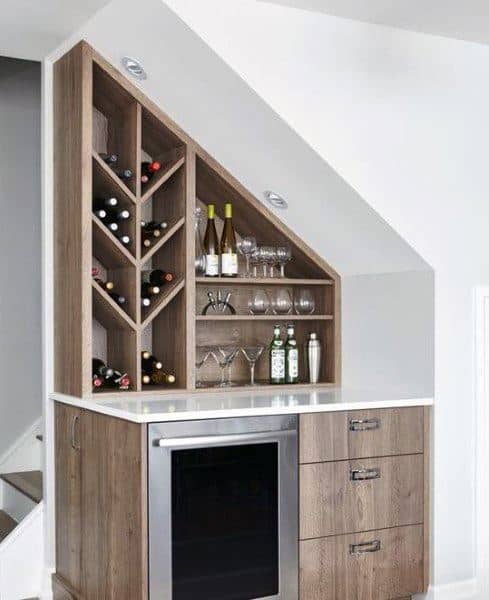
[300,407,425,463]
[55,404,82,594]
[423,406,431,591]
[300,454,424,539]
[300,525,424,600]
[80,410,148,599]
[52,573,78,600]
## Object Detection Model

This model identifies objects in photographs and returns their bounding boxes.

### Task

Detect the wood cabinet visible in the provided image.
[299,406,430,600]
[55,403,148,599]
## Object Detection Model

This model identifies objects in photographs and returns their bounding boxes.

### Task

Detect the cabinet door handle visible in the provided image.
[350,467,381,481]
[350,540,381,555]
[71,415,80,451]
[349,418,380,432]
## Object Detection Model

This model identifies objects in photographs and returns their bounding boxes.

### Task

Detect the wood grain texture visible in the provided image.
[300,407,424,463]
[423,406,431,591]
[55,404,82,594]
[52,573,78,600]
[300,525,424,600]
[80,409,148,599]
[54,41,93,397]
[300,454,424,539]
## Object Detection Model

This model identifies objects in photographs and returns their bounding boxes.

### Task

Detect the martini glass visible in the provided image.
[195,346,211,388]
[213,345,239,387]
[241,345,265,386]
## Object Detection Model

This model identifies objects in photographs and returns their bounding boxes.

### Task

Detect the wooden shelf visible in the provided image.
[195,277,333,286]
[196,314,333,321]
[141,155,186,203]
[92,151,137,204]
[141,277,185,329]
[92,215,136,267]
[141,217,185,263]
[92,281,137,331]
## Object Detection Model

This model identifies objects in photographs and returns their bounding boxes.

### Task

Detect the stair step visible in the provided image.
[0,471,43,503]
[0,509,17,542]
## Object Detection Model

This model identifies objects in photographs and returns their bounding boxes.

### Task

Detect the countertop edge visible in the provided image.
[50,392,434,424]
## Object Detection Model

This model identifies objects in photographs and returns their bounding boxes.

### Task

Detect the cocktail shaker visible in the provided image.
[307,332,321,384]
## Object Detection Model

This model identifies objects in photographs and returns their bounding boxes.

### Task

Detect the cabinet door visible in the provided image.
[55,403,82,593]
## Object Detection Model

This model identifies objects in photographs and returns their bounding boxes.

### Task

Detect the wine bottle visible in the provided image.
[269,325,285,384]
[150,370,176,385]
[93,374,104,389]
[106,222,119,232]
[141,352,163,372]
[92,358,114,379]
[94,197,118,210]
[220,203,238,277]
[92,266,100,277]
[99,153,118,165]
[94,278,114,292]
[106,370,131,390]
[142,226,161,238]
[115,168,133,181]
[142,237,153,249]
[141,282,160,296]
[284,323,299,384]
[118,235,131,246]
[142,220,168,232]
[93,208,107,220]
[148,269,174,285]
[109,292,126,305]
[141,161,161,184]
[203,204,219,277]
[104,208,130,221]
[141,297,151,307]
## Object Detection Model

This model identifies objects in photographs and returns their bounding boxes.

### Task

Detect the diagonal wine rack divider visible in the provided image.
[54,41,341,398]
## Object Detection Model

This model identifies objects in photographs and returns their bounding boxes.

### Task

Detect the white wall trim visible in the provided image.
[475,286,489,598]
[417,579,478,599]
[0,416,42,472]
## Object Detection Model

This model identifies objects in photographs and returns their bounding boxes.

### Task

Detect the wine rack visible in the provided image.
[54,41,341,398]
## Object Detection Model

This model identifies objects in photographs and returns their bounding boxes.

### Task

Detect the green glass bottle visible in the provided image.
[285,323,299,384]
[269,324,285,384]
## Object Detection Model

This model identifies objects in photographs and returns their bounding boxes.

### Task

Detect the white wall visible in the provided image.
[0,58,42,458]
[143,0,489,589]
[343,270,434,396]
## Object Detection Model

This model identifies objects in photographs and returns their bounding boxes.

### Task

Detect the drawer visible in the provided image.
[300,454,423,538]
[300,407,424,463]
[300,524,424,600]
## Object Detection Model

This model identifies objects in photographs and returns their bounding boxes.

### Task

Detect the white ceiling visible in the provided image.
[262,0,489,46]
[0,0,110,61]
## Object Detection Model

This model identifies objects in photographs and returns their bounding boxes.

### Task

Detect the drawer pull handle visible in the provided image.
[349,418,380,432]
[350,467,381,481]
[350,540,381,555]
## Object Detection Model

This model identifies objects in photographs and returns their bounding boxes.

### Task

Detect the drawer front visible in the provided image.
[300,454,423,539]
[300,524,424,600]
[300,407,424,463]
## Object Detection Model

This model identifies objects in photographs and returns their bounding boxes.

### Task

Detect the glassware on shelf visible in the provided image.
[294,289,316,315]
[212,345,239,387]
[194,207,207,275]
[247,289,271,315]
[260,246,276,277]
[271,288,293,315]
[250,249,261,278]
[195,346,211,388]
[241,345,265,386]
[237,236,257,277]
[276,246,292,278]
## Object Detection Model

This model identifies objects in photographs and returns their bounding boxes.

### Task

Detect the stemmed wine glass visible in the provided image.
[212,345,239,387]
[276,246,292,278]
[241,345,265,386]
[195,346,211,388]
[237,236,257,277]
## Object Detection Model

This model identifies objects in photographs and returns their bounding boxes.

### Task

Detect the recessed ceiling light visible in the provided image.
[121,57,147,81]
[264,190,288,209]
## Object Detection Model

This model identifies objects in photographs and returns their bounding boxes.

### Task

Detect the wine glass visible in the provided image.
[271,289,293,315]
[237,236,257,277]
[195,346,211,388]
[241,345,265,386]
[194,207,206,275]
[260,246,276,277]
[250,250,261,278]
[247,289,270,315]
[276,246,292,278]
[294,289,316,315]
[213,345,239,387]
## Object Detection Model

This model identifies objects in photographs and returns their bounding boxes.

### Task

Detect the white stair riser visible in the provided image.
[1,479,36,523]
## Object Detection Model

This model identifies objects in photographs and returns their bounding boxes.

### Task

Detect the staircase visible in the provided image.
[0,427,44,599]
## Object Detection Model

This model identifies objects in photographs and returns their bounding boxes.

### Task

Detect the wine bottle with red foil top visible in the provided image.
[141,161,161,184]
[147,269,174,285]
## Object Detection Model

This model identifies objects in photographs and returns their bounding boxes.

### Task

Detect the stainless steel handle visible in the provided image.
[71,415,80,451]
[350,467,381,481]
[350,540,381,555]
[349,418,380,432]
[154,429,295,449]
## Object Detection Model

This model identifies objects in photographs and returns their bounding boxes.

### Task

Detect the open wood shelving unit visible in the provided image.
[54,41,341,398]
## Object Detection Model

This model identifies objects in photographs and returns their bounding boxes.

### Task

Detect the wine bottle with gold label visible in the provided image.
[204,204,219,277]
[220,202,238,277]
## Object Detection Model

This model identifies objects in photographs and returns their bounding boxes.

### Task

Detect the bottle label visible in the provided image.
[287,348,299,378]
[271,349,285,380]
[205,254,219,276]
[221,253,238,275]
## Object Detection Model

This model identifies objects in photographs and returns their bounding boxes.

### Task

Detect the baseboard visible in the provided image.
[415,578,478,599]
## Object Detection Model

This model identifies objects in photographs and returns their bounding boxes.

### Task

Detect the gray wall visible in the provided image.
[0,57,41,457]
[342,270,434,396]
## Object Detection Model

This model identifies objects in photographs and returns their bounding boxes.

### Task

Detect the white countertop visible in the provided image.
[50,387,433,423]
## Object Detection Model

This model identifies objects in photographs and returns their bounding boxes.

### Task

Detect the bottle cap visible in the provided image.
[224,203,233,219]
[208,204,215,218]
[310,332,318,339]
